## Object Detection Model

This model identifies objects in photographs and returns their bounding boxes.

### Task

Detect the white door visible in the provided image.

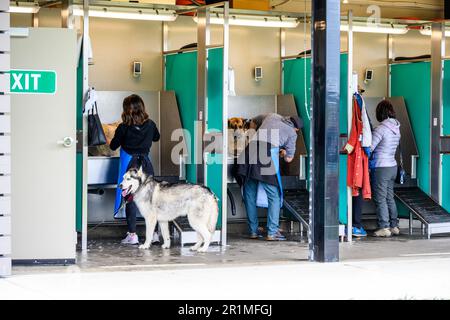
[11,28,77,262]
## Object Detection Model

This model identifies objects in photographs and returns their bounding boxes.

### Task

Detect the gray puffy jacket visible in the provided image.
[371,118,401,168]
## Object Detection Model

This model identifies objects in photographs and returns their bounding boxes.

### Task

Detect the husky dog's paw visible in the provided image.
[139,243,151,250]
[197,247,208,253]
[190,245,200,252]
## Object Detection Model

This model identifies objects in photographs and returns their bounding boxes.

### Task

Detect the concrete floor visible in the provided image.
[3,228,450,299]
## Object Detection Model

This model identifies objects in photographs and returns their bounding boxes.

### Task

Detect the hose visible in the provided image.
[227,187,237,216]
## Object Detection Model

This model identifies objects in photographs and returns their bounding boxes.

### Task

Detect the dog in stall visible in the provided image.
[227,117,255,156]
[120,167,219,252]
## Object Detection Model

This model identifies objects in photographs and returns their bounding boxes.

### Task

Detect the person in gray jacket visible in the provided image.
[370,100,401,237]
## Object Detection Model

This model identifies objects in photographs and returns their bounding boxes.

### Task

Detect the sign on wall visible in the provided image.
[10,69,57,95]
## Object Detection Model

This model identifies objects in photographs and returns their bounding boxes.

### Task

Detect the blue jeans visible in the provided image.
[243,178,281,236]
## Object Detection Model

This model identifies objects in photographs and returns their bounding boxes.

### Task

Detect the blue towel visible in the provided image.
[114,149,133,218]
[256,147,284,208]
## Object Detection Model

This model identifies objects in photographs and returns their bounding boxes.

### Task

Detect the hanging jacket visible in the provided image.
[344,98,372,200]
[354,93,372,155]
[371,118,401,168]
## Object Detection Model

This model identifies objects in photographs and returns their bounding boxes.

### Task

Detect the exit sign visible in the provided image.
[10,70,57,95]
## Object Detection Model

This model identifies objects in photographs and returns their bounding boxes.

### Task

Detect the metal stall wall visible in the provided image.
[282,54,349,224]
[390,61,431,218]
[0,0,11,276]
[391,62,431,193]
[443,60,450,212]
[165,48,224,228]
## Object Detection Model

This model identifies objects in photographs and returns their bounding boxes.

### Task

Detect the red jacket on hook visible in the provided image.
[344,98,371,200]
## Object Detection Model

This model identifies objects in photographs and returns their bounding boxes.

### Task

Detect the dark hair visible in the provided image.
[376,100,396,122]
[122,94,149,126]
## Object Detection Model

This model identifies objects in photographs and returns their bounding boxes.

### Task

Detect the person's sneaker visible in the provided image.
[390,227,400,236]
[266,231,286,241]
[152,232,161,244]
[352,227,367,237]
[121,233,139,245]
[373,228,392,237]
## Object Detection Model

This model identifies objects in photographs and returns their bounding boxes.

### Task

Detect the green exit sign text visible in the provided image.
[10,70,57,95]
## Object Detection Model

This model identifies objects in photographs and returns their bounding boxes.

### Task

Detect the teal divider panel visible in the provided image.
[207,48,224,228]
[165,51,197,184]
[207,153,223,229]
[391,62,431,194]
[443,60,450,212]
[165,48,224,228]
[76,54,83,232]
[283,54,348,224]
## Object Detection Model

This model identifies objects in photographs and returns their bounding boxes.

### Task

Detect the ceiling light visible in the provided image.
[73,6,177,22]
[340,22,408,34]
[9,2,40,14]
[193,14,299,28]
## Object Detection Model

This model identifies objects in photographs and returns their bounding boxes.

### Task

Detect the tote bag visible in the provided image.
[88,103,107,146]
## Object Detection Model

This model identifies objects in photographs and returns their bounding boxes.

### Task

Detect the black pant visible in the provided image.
[352,193,363,229]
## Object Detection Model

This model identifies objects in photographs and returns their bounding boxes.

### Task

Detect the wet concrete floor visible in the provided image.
[11,228,450,275]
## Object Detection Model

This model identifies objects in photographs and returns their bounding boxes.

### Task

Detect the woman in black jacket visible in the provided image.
[110,94,160,245]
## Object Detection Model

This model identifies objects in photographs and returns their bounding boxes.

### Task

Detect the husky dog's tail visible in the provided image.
[208,195,220,234]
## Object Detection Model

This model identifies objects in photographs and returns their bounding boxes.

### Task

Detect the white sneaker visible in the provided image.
[121,233,139,245]
[390,227,400,236]
[374,228,392,237]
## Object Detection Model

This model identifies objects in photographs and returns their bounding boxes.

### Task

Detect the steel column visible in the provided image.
[280,28,286,94]
[346,10,353,243]
[61,0,74,29]
[81,0,89,252]
[221,1,229,247]
[196,8,210,185]
[309,0,341,262]
[162,21,168,91]
[32,12,39,28]
[386,34,393,97]
[430,23,444,203]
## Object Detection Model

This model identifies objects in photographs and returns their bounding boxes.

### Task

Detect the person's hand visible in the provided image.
[279,149,287,158]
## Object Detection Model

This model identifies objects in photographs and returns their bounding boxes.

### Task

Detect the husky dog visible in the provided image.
[120,167,219,252]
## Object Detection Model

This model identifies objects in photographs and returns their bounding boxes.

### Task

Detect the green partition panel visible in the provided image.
[391,62,431,194]
[206,49,224,228]
[391,61,431,218]
[76,54,83,232]
[165,48,224,228]
[283,54,348,224]
[443,60,450,212]
[165,52,198,184]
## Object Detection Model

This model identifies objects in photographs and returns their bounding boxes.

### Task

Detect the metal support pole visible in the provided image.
[409,212,413,235]
[309,0,341,262]
[221,1,229,247]
[386,34,393,97]
[32,12,39,28]
[162,21,168,91]
[430,23,444,204]
[81,0,89,253]
[61,0,74,29]
[280,28,286,94]
[346,10,353,243]
[196,8,210,185]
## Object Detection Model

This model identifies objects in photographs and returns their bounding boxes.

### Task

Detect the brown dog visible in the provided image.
[227,117,257,156]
